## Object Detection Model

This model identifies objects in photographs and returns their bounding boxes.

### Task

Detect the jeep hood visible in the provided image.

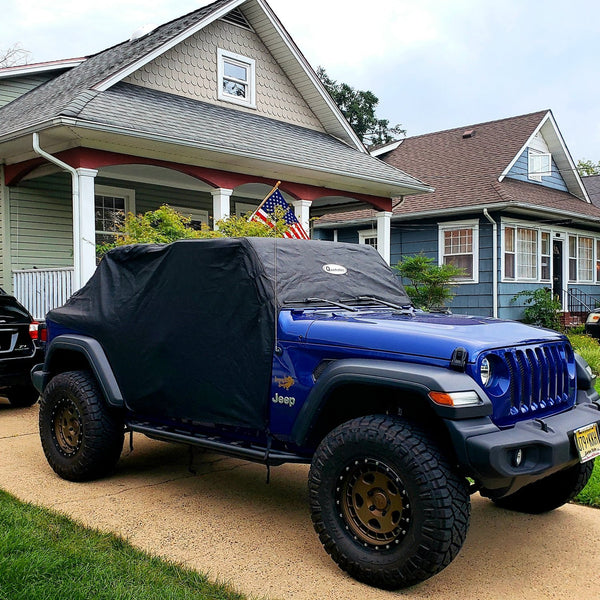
[287,311,565,363]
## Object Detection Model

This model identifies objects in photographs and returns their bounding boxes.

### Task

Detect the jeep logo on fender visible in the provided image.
[272,393,296,407]
[322,263,347,275]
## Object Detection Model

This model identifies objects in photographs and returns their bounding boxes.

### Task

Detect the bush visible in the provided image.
[97,204,290,257]
[511,288,562,330]
[393,254,464,311]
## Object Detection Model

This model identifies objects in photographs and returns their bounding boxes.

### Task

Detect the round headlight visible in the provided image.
[480,357,492,386]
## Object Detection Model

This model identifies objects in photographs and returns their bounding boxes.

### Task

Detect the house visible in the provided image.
[0,0,430,318]
[314,110,600,320]
[583,174,600,208]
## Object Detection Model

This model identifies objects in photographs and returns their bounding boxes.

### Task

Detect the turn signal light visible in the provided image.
[429,390,482,407]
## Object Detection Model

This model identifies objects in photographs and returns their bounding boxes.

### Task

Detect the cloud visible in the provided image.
[2,0,600,159]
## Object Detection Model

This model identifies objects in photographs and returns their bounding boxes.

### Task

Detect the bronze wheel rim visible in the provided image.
[338,458,411,548]
[53,398,83,456]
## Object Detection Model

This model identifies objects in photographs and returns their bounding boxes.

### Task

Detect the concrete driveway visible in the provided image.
[1,400,599,600]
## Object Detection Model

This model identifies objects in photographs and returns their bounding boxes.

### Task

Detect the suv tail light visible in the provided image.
[29,321,47,342]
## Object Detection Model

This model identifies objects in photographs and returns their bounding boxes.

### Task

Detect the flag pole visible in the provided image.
[248,181,281,221]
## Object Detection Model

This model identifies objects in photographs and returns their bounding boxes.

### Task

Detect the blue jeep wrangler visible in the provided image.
[32,238,600,589]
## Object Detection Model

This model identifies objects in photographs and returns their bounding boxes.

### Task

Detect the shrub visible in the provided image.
[511,288,562,330]
[393,254,465,311]
[97,204,290,257]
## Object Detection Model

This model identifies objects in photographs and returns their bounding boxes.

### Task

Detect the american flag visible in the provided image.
[250,187,309,239]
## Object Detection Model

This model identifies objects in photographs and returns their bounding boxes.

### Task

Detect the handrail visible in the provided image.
[564,287,600,313]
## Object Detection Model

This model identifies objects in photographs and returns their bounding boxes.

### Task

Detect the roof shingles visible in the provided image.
[317,112,600,225]
[0,0,234,137]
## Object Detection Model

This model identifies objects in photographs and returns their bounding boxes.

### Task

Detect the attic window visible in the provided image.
[462,129,475,139]
[528,149,551,182]
[221,8,253,31]
[217,48,256,108]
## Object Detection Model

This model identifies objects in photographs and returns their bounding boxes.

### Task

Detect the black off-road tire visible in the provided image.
[309,415,471,589]
[6,385,39,407]
[39,370,124,482]
[492,460,594,514]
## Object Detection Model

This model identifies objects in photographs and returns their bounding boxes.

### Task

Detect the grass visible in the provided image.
[0,489,247,600]
[567,332,600,508]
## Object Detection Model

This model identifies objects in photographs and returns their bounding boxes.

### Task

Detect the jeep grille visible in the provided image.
[485,341,576,428]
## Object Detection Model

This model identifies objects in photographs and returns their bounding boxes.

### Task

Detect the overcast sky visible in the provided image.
[2,0,599,162]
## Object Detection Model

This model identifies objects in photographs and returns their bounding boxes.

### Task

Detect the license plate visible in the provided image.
[573,423,600,463]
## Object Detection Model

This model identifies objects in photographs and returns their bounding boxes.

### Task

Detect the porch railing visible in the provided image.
[12,267,74,320]
[565,287,600,314]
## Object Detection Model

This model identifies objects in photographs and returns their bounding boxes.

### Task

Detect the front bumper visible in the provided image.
[445,400,600,498]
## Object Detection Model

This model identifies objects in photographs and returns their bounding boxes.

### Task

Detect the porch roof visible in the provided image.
[71,83,427,193]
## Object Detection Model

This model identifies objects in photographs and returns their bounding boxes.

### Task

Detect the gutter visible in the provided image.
[31,132,81,289]
[483,209,498,318]
[315,200,600,229]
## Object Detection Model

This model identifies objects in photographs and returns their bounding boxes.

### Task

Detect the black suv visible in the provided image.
[0,288,44,407]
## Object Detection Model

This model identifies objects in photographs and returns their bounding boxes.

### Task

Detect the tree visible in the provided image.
[577,159,600,177]
[393,254,464,311]
[317,67,405,148]
[0,43,30,68]
[97,204,291,257]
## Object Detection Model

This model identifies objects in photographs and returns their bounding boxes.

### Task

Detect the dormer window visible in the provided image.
[528,148,551,181]
[217,49,256,108]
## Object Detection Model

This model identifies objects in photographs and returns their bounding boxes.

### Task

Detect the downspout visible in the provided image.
[32,133,81,289]
[483,209,498,318]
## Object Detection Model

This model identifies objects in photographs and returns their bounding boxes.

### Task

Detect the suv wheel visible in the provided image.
[39,370,124,481]
[492,460,594,514]
[6,385,39,407]
[309,415,470,589]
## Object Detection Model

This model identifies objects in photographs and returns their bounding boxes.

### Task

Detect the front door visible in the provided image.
[552,240,564,305]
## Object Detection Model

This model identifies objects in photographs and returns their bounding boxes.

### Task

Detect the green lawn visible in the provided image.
[568,332,600,508]
[0,490,247,600]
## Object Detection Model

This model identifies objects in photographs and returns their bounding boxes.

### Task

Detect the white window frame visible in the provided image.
[502,223,548,282]
[359,228,378,249]
[570,235,594,283]
[596,239,600,283]
[170,205,209,228]
[217,48,256,108]
[528,149,551,182]
[94,185,135,245]
[502,219,600,285]
[438,220,479,284]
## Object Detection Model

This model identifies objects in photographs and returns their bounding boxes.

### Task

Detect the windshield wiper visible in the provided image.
[285,298,359,312]
[355,296,402,309]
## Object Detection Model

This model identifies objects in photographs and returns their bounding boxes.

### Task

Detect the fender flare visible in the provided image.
[33,334,124,408]
[290,358,491,447]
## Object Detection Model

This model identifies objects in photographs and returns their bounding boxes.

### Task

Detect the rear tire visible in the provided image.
[309,415,470,589]
[6,385,39,407]
[492,460,594,514]
[39,370,124,481]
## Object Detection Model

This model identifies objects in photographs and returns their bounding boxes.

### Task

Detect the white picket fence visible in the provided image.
[13,267,74,320]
